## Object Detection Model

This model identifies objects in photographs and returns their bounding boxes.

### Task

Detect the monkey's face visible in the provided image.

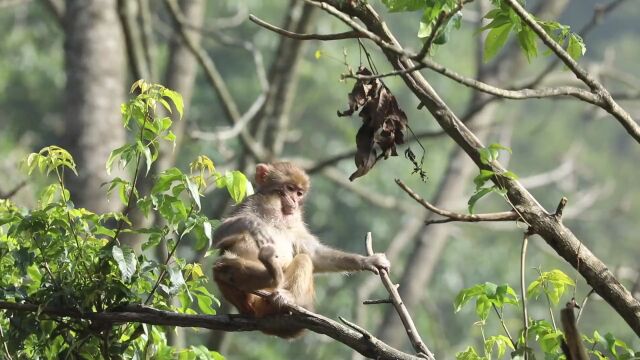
[277,183,305,216]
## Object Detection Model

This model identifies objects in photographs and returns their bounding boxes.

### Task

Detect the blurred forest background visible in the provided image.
[0,0,638,358]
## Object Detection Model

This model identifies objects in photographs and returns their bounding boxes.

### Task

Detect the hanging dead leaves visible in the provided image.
[338,66,408,181]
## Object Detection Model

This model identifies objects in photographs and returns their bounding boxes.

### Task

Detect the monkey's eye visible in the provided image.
[297,191,304,197]
[286,184,296,192]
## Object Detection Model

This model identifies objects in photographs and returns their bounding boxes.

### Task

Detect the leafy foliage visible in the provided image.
[454,269,639,360]
[0,81,252,358]
[378,0,586,62]
[468,143,518,213]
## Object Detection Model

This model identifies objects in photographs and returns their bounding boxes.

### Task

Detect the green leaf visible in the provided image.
[381,0,425,12]
[456,346,485,360]
[152,168,184,195]
[539,331,563,353]
[226,171,250,204]
[488,143,512,154]
[475,295,491,320]
[517,26,538,61]
[106,144,133,175]
[162,89,184,119]
[468,187,494,213]
[185,177,202,211]
[484,22,513,62]
[168,263,186,295]
[485,335,514,359]
[112,245,137,283]
[454,284,485,312]
[567,33,586,61]
[474,169,495,188]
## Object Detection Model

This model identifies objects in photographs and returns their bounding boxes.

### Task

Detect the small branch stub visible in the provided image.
[555,196,568,221]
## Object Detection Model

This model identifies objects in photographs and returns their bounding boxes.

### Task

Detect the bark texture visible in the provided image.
[63,0,126,213]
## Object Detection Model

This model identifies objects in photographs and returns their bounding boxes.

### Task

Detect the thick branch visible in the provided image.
[0,301,422,360]
[305,0,640,336]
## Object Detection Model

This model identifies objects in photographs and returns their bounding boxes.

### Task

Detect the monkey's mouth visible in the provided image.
[281,207,295,216]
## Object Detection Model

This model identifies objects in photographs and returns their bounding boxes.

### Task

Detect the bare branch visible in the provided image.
[0,181,27,199]
[560,304,590,360]
[0,301,424,360]
[395,179,519,223]
[41,0,64,24]
[527,0,629,87]
[365,233,435,360]
[504,0,640,143]
[303,0,640,335]
[413,11,446,60]
[164,0,267,161]
[253,0,638,141]
[211,4,248,30]
[249,14,363,40]
[322,168,416,212]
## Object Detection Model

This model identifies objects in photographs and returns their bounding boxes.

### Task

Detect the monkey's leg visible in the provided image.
[258,244,284,287]
[282,253,315,311]
[253,254,315,338]
[213,255,278,291]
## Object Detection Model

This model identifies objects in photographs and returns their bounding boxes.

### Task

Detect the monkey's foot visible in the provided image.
[268,289,295,308]
[213,258,241,283]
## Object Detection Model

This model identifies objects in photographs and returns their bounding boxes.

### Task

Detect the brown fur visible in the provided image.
[212,162,389,338]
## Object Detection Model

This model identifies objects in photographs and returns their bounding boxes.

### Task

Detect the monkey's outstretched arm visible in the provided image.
[301,238,390,274]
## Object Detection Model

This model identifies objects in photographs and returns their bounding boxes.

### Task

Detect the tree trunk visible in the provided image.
[62,0,126,213]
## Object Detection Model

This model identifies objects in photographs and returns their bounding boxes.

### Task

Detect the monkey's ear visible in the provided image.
[255,163,270,186]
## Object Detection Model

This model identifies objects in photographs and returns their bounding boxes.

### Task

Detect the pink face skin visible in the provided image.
[279,183,305,216]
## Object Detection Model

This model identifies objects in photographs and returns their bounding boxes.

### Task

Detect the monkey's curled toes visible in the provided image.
[213,258,241,283]
[269,289,296,308]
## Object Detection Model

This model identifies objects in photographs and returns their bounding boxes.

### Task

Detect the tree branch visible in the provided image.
[299,0,640,336]
[249,14,363,40]
[365,233,435,360]
[395,179,519,223]
[164,0,267,161]
[253,0,638,143]
[504,0,640,144]
[0,301,424,360]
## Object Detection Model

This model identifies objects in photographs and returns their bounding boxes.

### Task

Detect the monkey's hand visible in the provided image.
[362,253,390,275]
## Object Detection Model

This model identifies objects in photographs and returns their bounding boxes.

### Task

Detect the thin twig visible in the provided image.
[492,305,516,348]
[164,0,267,161]
[413,11,447,60]
[576,288,596,323]
[504,0,640,144]
[250,14,363,40]
[0,318,13,360]
[0,180,26,199]
[365,233,435,360]
[396,179,519,223]
[254,1,602,107]
[527,0,629,88]
[520,231,531,359]
[363,299,393,305]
